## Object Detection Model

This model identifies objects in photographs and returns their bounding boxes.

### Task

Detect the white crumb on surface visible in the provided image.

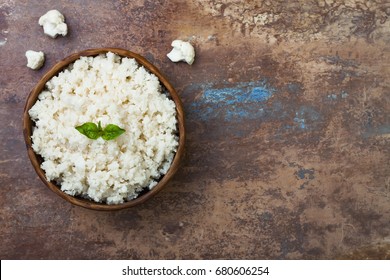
[38,9,68,38]
[167,40,195,65]
[25,50,45,70]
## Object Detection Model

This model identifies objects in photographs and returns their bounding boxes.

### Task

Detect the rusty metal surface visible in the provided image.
[0,0,389,259]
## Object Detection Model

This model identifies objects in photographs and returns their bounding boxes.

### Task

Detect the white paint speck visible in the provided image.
[0,38,7,46]
[207,35,216,41]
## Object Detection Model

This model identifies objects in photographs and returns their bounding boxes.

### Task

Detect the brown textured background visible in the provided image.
[0,0,389,259]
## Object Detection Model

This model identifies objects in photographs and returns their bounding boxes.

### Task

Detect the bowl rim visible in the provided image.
[22,48,185,211]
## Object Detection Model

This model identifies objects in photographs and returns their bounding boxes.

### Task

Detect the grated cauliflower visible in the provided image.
[29,52,178,204]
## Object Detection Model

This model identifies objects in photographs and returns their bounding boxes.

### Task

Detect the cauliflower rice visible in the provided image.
[29,52,178,204]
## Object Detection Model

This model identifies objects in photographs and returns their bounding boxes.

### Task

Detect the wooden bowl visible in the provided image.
[23,48,185,211]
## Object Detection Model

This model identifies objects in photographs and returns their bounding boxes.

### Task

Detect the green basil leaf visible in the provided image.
[75,122,101,140]
[97,121,102,131]
[75,122,125,141]
[101,124,126,140]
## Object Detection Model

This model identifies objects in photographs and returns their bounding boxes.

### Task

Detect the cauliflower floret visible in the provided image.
[25,50,45,70]
[167,40,195,65]
[38,10,68,38]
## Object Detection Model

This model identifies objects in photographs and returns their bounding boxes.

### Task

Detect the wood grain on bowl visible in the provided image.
[22,48,185,211]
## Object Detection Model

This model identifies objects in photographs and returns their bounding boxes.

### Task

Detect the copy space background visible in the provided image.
[0,0,389,259]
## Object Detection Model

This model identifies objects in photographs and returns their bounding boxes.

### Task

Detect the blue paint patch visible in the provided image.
[203,84,272,105]
[296,168,315,180]
[363,124,390,138]
[250,86,273,102]
[296,168,315,189]
[185,81,324,138]
[189,81,275,121]
[294,115,306,129]
[293,106,321,130]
